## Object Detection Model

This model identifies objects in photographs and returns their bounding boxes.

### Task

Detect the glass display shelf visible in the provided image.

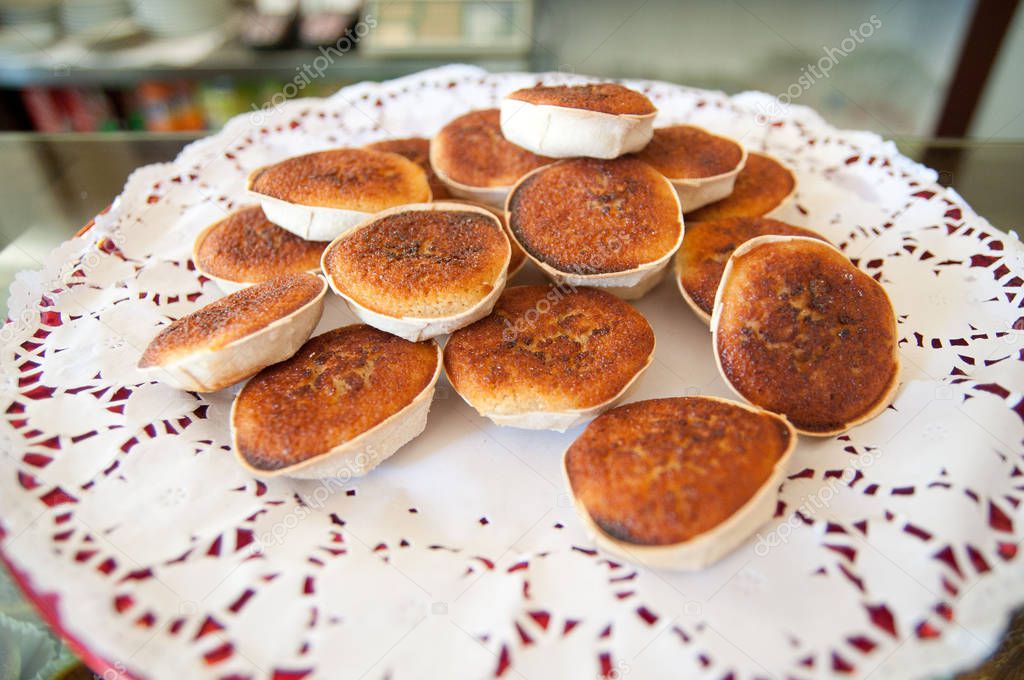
[0,49,528,87]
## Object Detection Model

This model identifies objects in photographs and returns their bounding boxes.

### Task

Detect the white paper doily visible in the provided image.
[0,65,1021,680]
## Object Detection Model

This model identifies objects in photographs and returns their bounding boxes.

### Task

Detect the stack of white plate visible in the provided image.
[59,0,130,35]
[0,0,59,51]
[131,0,228,37]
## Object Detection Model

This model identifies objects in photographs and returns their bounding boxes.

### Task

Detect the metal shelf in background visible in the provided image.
[0,48,530,87]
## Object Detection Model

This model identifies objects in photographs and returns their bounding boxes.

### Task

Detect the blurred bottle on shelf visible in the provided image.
[135,82,176,132]
[171,82,206,130]
[198,79,247,129]
[21,87,118,132]
[136,81,204,132]
[21,88,67,132]
[63,88,120,131]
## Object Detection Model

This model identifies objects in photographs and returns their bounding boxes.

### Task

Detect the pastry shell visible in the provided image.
[710,235,901,436]
[321,202,511,342]
[443,285,655,431]
[191,207,326,294]
[685,151,797,221]
[429,146,514,210]
[670,161,746,213]
[246,174,374,242]
[562,395,797,570]
[676,260,714,325]
[674,217,829,325]
[643,125,749,211]
[505,163,683,300]
[451,356,652,433]
[246,150,431,241]
[428,109,552,210]
[138,275,327,392]
[500,97,656,160]
[231,339,442,480]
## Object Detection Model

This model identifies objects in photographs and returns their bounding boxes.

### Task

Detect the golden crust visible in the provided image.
[138,273,324,367]
[249,148,430,211]
[565,397,793,545]
[630,125,744,179]
[365,137,452,200]
[507,157,682,274]
[678,217,829,317]
[431,109,553,188]
[686,152,795,221]
[194,205,329,284]
[444,285,654,414]
[233,325,439,471]
[508,83,656,115]
[443,199,527,274]
[323,208,509,318]
[715,238,898,433]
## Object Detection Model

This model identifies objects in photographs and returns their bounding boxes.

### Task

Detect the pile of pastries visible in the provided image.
[139,82,899,570]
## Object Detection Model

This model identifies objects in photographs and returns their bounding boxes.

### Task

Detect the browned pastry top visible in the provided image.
[508,83,656,115]
[233,325,439,471]
[323,208,509,318]
[365,137,452,199]
[194,205,328,283]
[441,199,527,274]
[678,217,829,316]
[631,125,744,179]
[715,238,898,433]
[138,273,324,367]
[444,285,654,413]
[249,148,430,211]
[685,152,795,221]
[565,397,793,545]
[508,157,681,274]
[431,109,553,188]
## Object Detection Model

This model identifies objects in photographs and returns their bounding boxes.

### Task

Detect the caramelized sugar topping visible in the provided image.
[250,148,430,211]
[509,83,656,115]
[508,157,681,274]
[444,286,654,413]
[323,209,509,317]
[715,238,898,432]
[631,125,744,179]
[365,137,452,199]
[678,217,829,316]
[431,109,552,188]
[139,273,324,367]
[233,325,439,471]
[194,205,328,283]
[566,397,792,545]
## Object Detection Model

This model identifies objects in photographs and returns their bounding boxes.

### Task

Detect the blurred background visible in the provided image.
[0,1,1022,678]
[0,0,1019,138]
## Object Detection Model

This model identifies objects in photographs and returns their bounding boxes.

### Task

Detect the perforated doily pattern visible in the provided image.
[0,66,1021,680]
